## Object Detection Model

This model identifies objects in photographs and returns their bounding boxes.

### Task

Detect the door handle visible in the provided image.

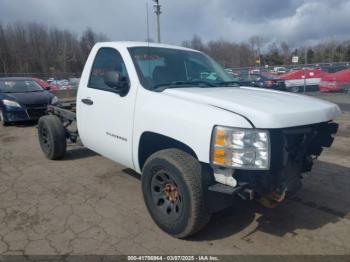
[81,98,94,105]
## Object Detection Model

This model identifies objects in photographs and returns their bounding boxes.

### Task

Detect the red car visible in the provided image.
[319,69,350,92]
[32,78,60,91]
[278,69,328,92]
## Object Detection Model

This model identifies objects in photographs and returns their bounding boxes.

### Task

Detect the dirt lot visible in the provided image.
[0,93,350,255]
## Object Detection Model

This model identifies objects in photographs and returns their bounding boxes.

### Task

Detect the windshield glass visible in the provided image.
[128,47,234,90]
[0,80,43,93]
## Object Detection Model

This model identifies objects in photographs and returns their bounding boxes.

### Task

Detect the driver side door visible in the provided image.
[77,47,136,169]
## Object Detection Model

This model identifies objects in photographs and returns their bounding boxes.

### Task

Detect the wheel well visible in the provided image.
[138,132,198,171]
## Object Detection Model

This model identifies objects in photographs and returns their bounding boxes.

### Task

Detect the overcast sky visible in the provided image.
[1,0,350,47]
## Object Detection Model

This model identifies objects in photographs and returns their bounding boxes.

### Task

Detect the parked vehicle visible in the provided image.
[249,69,260,74]
[37,42,340,238]
[32,78,60,91]
[69,78,81,89]
[289,67,302,72]
[237,73,287,91]
[272,67,287,74]
[319,69,350,92]
[48,79,79,90]
[225,68,234,75]
[0,77,58,126]
[320,64,350,73]
[278,68,328,92]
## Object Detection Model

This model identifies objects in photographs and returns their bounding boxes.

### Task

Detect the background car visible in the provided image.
[319,69,350,92]
[272,66,288,74]
[237,73,287,91]
[319,64,350,73]
[47,78,80,90]
[32,77,60,91]
[278,68,328,92]
[224,68,234,75]
[0,77,57,126]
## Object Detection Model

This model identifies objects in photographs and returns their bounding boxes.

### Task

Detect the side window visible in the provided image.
[88,48,129,91]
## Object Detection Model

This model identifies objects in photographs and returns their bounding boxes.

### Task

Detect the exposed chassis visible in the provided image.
[47,101,78,143]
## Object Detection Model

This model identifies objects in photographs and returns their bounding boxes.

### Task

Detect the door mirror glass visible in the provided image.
[104,70,129,96]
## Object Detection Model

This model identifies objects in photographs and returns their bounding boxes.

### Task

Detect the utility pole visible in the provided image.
[303,48,307,93]
[152,0,162,43]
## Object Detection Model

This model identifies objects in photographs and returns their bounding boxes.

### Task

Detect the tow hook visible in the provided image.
[257,191,286,208]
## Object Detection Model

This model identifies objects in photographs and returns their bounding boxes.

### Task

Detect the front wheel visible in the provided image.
[141,149,211,238]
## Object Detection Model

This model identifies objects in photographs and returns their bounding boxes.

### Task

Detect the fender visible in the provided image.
[132,87,252,173]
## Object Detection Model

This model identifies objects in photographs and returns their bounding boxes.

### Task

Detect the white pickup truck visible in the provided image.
[37,42,340,238]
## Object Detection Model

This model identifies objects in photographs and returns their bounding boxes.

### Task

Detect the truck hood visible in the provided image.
[163,86,341,128]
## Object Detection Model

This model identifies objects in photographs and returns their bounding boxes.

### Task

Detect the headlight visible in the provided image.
[51,96,59,105]
[211,126,270,170]
[3,99,21,108]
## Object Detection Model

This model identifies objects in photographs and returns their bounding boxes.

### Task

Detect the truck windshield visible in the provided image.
[128,47,237,91]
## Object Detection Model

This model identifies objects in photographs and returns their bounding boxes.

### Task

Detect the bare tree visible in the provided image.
[0,23,109,74]
[2,22,350,74]
[280,41,290,64]
[248,36,264,65]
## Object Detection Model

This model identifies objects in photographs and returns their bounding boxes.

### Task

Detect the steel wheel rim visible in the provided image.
[40,126,50,150]
[151,171,183,220]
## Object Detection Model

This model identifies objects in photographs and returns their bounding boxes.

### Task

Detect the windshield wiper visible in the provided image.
[153,80,215,92]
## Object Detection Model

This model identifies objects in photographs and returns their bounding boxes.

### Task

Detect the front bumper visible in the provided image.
[25,105,47,120]
[234,122,338,195]
[207,121,339,210]
[3,105,48,122]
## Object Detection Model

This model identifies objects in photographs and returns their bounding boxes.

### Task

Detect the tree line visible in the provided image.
[0,22,108,74]
[1,22,350,74]
[183,35,350,68]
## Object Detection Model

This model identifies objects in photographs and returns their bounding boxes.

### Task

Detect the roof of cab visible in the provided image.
[93,41,199,52]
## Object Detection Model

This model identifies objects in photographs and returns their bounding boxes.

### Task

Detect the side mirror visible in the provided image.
[45,85,51,91]
[104,71,129,96]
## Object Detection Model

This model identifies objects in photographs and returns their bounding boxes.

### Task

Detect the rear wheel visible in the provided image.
[141,149,211,238]
[38,115,67,160]
[0,110,9,126]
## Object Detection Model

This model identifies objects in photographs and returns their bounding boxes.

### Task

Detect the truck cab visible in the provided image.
[38,42,340,238]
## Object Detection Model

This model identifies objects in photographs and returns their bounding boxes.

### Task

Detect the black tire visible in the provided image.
[141,149,211,238]
[289,86,300,93]
[0,110,9,126]
[38,115,67,160]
